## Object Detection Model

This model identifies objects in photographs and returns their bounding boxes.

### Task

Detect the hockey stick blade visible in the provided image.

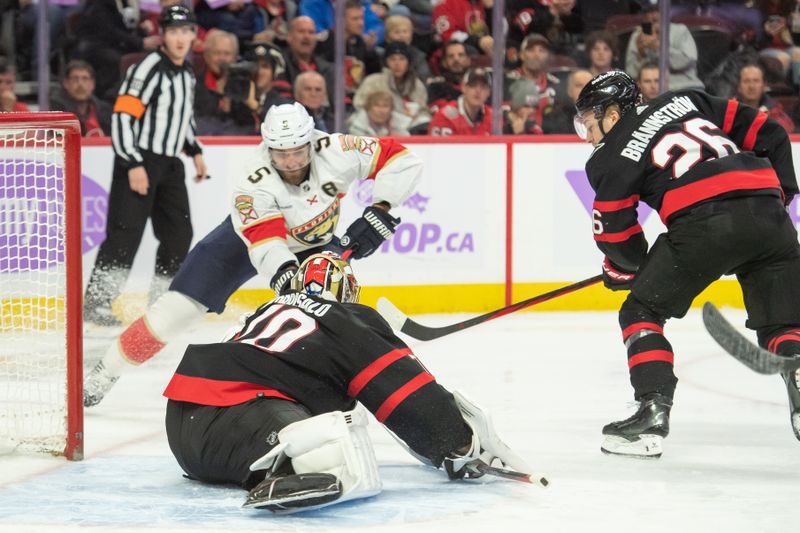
[467,461,549,487]
[702,302,800,375]
[376,275,603,341]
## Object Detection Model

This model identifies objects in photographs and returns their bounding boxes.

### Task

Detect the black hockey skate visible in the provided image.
[243,473,342,513]
[601,393,672,459]
[780,368,800,441]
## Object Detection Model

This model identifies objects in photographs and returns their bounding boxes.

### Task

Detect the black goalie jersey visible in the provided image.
[586,89,799,272]
[163,291,471,465]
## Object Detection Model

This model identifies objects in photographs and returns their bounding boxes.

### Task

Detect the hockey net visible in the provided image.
[0,112,83,460]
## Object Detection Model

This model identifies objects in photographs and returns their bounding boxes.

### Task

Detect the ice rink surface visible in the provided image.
[1,307,798,533]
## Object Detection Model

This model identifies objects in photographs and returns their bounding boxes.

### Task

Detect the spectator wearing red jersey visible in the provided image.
[736,62,795,133]
[0,59,29,113]
[432,0,494,55]
[428,67,492,136]
[504,33,559,124]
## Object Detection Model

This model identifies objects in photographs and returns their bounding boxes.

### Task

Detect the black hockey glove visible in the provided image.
[601,257,636,291]
[340,206,400,260]
[270,261,299,295]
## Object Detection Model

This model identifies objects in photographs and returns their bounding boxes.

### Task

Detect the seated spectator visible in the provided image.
[195,0,265,45]
[273,16,335,100]
[540,68,591,134]
[584,30,617,76]
[736,61,795,133]
[195,29,260,135]
[504,79,543,135]
[428,67,492,135]
[505,33,560,124]
[506,0,583,60]
[0,58,29,113]
[624,3,704,91]
[294,71,332,132]
[384,13,431,82]
[354,41,431,133]
[347,89,412,136]
[258,0,296,48]
[432,0,493,55]
[75,0,163,100]
[637,61,661,102]
[300,0,385,45]
[50,60,112,136]
[427,40,471,113]
[317,0,381,97]
[755,3,800,88]
[249,44,290,120]
[19,0,82,72]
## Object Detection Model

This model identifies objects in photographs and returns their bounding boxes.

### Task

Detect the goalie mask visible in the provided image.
[291,252,360,304]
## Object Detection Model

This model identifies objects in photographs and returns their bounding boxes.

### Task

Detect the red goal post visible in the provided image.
[0,112,83,460]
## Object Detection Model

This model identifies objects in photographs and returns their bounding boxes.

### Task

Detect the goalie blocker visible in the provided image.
[163,253,540,513]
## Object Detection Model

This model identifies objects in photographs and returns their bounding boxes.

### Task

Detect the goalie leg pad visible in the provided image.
[243,473,342,512]
[446,390,533,479]
[249,407,381,509]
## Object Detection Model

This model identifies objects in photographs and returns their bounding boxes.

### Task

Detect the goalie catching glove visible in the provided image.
[444,391,534,480]
[270,261,299,295]
[601,257,636,291]
[340,205,400,260]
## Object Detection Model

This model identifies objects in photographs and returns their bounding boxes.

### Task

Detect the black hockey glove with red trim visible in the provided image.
[270,261,299,295]
[601,257,636,291]
[340,206,400,260]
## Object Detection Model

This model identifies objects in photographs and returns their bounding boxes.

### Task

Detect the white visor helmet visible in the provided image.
[261,102,315,172]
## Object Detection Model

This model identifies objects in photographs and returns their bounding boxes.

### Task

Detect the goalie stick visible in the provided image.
[466,460,550,487]
[377,275,603,341]
[702,302,800,375]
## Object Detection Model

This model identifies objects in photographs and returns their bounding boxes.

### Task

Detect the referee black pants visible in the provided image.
[85,152,193,312]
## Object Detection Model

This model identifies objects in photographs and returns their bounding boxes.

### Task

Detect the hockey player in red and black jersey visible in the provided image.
[163,252,535,513]
[573,70,800,458]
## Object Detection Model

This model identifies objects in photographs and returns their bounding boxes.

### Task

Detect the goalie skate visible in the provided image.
[601,393,671,459]
[83,361,120,408]
[243,473,342,513]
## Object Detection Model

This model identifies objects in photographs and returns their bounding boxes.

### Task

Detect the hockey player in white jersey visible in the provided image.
[84,103,422,407]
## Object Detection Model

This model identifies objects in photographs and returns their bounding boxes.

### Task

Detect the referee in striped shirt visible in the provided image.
[85,6,209,327]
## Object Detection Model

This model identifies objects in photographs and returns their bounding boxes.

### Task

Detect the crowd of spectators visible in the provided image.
[6,0,800,136]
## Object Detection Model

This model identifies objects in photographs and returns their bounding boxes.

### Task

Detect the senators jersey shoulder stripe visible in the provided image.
[585,89,797,272]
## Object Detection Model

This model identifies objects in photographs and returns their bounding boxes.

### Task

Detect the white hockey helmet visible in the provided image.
[291,252,360,304]
[261,102,315,150]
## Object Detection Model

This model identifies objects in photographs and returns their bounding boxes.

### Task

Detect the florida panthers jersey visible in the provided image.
[231,132,422,280]
[586,89,798,272]
[163,292,471,466]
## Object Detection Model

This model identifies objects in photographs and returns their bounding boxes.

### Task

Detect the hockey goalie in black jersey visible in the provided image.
[573,70,800,458]
[163,252,534,513]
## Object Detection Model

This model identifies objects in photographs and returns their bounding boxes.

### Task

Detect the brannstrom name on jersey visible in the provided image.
[272,292,332,317]
[621,95,699,162]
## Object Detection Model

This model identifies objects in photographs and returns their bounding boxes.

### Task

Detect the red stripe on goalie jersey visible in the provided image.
[375,372,435,422]
[242,216,287,245]
[347,347,413,397]
[659,167,782,223]
[163,373,297,407]
[367,138,409,180]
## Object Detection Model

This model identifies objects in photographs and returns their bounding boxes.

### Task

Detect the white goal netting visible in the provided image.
[0,125,75,456]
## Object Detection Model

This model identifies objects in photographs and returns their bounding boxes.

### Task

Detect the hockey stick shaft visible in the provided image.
[468,461,549,487]
[379,275,603,341]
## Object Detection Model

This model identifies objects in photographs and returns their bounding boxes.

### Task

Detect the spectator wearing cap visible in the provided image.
[354,41,431,133]
[0,59,29,113]
[427,40,471,113]
[294,70,333,132]
[347,89,412,136]
[273,16,335,101]
[540,68,591,134]
[428,67,492,135]
[585,30,617,76]
[384,13,431,83]
[432,0,494,55]
[504,79,544,135]
[317,0,382,97]
[736,61,795,134]
[625,3,703,91]
[505,33,560,121]
[51,60,112,136]
[637,61,661,102]
[506,0,583,60]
